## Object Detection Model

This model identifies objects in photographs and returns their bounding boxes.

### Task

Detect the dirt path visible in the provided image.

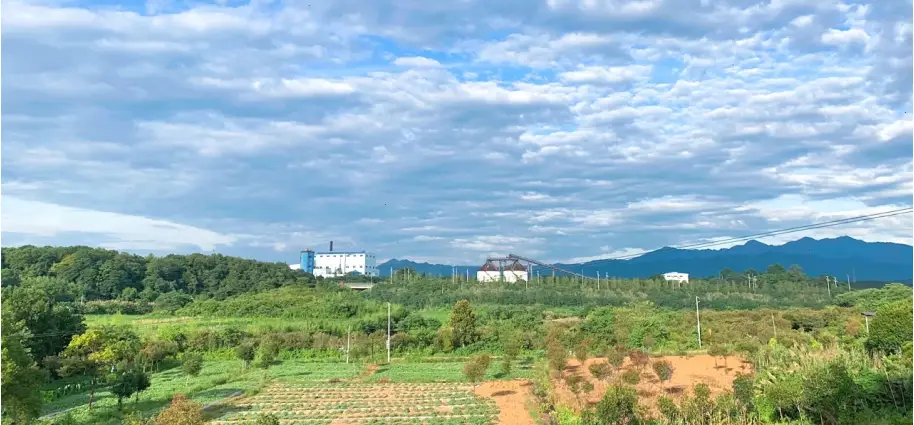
[474,380,536,425]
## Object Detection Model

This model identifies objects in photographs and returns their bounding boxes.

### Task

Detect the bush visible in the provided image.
[255,414,280,425]
[866,299,913,354]
[154,394,203,425]
[589,362,611,380]
[581,384,644,425]
[651,360,674,389]
[463,354,491,385]
[621,370,640,386]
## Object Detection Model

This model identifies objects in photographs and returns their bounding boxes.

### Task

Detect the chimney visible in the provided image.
[330,241,333,252]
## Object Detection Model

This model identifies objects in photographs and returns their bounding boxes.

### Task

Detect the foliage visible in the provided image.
[153,394,203,425]
[581,384,644,425]
[588,362,611,380]
[108,366,150,409]
[620,369,640,386]
[574,339,590,364]
[651,360,674,389]
[1,313,46,424]
[865,298,913,354]
[449,300,478,348]
[1,279,86,363]
[835,283,912,311]
[546,328,569,373]
[463,354,491,385]
[254,414,280,425]
[58,325,141,409]
[234,340,257,370]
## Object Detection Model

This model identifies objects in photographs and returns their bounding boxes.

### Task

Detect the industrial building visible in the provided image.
[662,272,689,283]
[477,260,528,283]
[298,242,379,278]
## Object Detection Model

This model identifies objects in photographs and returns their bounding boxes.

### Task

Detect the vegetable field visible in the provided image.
[210,382,499,425]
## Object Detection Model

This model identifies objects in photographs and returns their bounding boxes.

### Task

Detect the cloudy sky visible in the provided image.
[2,0,912,265]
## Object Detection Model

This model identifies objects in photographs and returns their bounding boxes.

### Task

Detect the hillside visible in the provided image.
[379,236,913,282]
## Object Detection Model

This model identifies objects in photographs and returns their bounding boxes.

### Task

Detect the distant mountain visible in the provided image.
[378,237,913,282]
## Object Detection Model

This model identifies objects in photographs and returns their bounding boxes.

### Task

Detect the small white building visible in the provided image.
[662,272,689,283]
[296,251,379,278]
[476,261,528,283]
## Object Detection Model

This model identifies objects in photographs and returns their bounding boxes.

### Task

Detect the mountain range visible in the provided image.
[377,236,913,283]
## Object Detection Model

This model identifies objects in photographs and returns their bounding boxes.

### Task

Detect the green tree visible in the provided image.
[589,362,611,380]
[545,329,568,373]
[59,325,141,409]
[1,314,46,424]
[500,332,522,376]
[109,366,150,410]
[235,340,258,371]
[865,299,914,354]
[574,339,590,364]
[181,354,203,387]
[449,300,477,348]
[582,384,644,425]
[1,281,86,362]
[463,354,491,385]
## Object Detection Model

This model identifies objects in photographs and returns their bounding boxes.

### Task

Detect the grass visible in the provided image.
[39,360,362,425]
[84,314,338,337]
[367,359,535,383]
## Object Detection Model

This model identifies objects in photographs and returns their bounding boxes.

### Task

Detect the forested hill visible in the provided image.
[0,245,313,301]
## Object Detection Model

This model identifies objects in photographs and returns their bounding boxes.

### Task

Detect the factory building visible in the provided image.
[476,260,528,283]
[298,242,379,278]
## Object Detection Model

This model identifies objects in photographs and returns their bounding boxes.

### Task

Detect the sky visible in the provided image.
[2,0,912,266]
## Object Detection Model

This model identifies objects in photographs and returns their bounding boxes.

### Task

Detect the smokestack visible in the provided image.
[330,241,333,252]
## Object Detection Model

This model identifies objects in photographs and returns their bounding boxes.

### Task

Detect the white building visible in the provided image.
[306,251,379,278]
[662,272,689,283]
[476,261,528,283]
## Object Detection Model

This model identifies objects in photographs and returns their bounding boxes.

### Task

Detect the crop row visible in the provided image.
[223,404,497,417]
[263,383,473,391]
[211,413,497,424]
[238,397,481,408]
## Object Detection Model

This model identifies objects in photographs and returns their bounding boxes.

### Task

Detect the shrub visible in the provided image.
[606,347,626,370]
[463,354,491,385]
[235,340,258,370]
[180,354,203,387]
[154,394,203,425]
[581,384,644,425]
[589,362,611,380]
[255,414,280,425]
[866,299,913,354]
[628,349,649,371]
[575,339,590,364]
[651,360,674,390]
[621,370,640,386]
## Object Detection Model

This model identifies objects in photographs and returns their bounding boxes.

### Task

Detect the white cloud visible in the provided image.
[559,65,651,84]
[821,28,870,46]
[393,56,443,68]
[2,197,237,251]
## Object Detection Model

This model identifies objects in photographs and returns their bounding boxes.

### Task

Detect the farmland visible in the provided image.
[209,382,499,425]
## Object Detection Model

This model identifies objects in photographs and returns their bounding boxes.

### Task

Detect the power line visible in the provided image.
[604,207,913,261]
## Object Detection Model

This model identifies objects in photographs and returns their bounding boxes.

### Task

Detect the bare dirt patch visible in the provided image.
[554,355,750,412]
[475,380,536,425]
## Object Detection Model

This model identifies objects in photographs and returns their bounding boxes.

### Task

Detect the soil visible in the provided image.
[554,355,751,413]
[475,380,537,425]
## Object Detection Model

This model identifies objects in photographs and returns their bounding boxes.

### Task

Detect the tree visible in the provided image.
[606,346,626,371]
[629,349,649,373]
[181,353,203,387]
[254,336,279,370]
[865,299,913,354]
[500,332,522,376]
[463,354,491,385]
[449,300,477,348]
[545,330,568,374]
[708,345,728,369]
[154,394,203,425]
[565,374,593,408]
[1,281,86,362]
[109,366,150,410]
[235,340,258,371]
[59,325,141,409]
[1,315,46,424]
[574,339,590,364]
[651,360,674,392]
[621,369,641,386]
[582,384,644,425]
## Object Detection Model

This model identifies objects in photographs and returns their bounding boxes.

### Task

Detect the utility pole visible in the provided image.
[346,325,351,364]
[695,296,702,349]
[846,274,850,290]
[465,269,469,283]
[597,271,601,290]
[386,303,391,363]
[826,276,831,297]
[390,267,393,283]
[864,315,871,334]
[771,314,777,339]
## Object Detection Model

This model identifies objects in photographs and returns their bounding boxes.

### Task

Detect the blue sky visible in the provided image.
[2,0,912,265]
